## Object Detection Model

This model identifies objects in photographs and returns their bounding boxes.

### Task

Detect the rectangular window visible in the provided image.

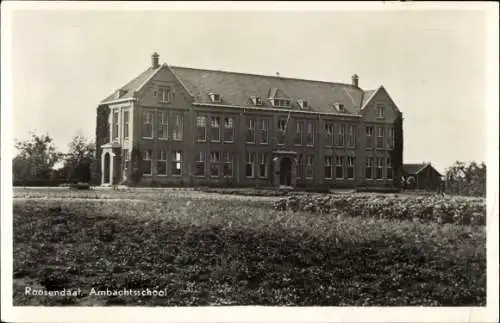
[305,120,314,146]
[388,127,395,149]
[376,157,384,179]
[246,118,256,143]
[377,127,384,148]
[173,114,183,141]
[296,154,304,179]
[142,111,153,138]
[295,120,304,145]
[335,156,344,179]
[158,111,168,139]
[324,156,333,179]
[195,151,205,177]
[259,153,268,178]
[223,152,233,177]
[112,110,119,141]
[366,126,373,149]
[159,87,171,104]
[172,150,183,176]
[259,119,269,144]
[143,149,152,175]
[277,118,287,145]
[209,151,221,177]
[305,155,313,179]
[386,157,393,180]
[123,149,129,172]
[196,115,207,141]
[246,152,256,178]
[156,150,167,175]
[347,156,355,179]
[377,105,385,119]
[210,116,221,142]
[366,157,374,179]
[223,117,234,142]
[324,122,334,147]
[123,110,129,140]
[347,125,356,147]
[337,124,345,146]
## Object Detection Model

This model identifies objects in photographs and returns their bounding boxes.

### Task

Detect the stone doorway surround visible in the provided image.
[100,142,122,186]
[272,150,298,188]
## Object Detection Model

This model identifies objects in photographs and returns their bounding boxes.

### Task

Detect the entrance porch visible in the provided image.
[101,142,122,186]
[272,150,298,188]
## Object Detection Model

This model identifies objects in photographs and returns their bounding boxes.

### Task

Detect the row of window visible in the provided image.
[110,110,394,150]
[196,115,235,142]
[125,149,393,181]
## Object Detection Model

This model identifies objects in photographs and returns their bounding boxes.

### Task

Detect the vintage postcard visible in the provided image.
[1,1,498,322]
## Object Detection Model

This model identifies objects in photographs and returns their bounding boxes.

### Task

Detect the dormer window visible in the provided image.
[273,99,291,108]
[250,96,264,106]
[209,92,222,103]
[377,104,385,119]
[335,103,346,113]
[298,99,309,109]
[116,89,127,99]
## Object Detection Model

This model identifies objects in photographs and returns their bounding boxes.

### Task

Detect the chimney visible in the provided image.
[151,52,160,68]
[352,74,359,87]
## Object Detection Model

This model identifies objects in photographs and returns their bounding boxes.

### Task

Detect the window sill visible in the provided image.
[223,175,233,178]
[158,137,169,140]
[142,137,154,140]
[246,142,255,145]
[223,140,234,144]
[196,139,207,142]
[171,174,182,177]
[210,140,221,143]
[157,174,168,177]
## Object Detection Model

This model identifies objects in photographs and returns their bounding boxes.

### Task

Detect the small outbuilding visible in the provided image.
[402,163,442,191]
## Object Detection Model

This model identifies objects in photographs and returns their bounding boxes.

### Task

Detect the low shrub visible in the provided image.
[274,194,486,226]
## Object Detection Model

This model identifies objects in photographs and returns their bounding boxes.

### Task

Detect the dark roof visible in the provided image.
[101,66,159,103]
[101,64,379,114]
[169,66,367,114]
[403,163,442,176]
[362,90,376,107]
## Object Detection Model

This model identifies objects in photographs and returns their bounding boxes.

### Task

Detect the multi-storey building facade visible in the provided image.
[96,53,403,188]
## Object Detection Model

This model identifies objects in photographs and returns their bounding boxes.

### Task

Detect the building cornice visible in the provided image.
[100,98,138,105]
[192,102,362,118]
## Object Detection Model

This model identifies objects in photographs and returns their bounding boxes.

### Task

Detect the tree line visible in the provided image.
[13,132,96,186]
[444,161,486,197]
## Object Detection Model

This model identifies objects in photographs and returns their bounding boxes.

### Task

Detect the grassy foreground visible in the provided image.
[13,189,486,306]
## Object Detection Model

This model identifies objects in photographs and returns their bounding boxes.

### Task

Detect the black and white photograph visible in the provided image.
[1,1,498,322]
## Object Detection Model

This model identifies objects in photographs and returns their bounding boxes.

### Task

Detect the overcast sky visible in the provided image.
[5,3,496,173]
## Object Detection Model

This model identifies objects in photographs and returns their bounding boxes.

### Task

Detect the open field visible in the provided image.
[13,187,486,306]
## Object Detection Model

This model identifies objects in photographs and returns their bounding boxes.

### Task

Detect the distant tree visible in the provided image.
[390,111,404,191]
[64,133,96,183]
[13,133,62,182]
[445,161,486,197]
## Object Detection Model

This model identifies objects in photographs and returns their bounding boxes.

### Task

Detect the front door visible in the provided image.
[279,157,292,186]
